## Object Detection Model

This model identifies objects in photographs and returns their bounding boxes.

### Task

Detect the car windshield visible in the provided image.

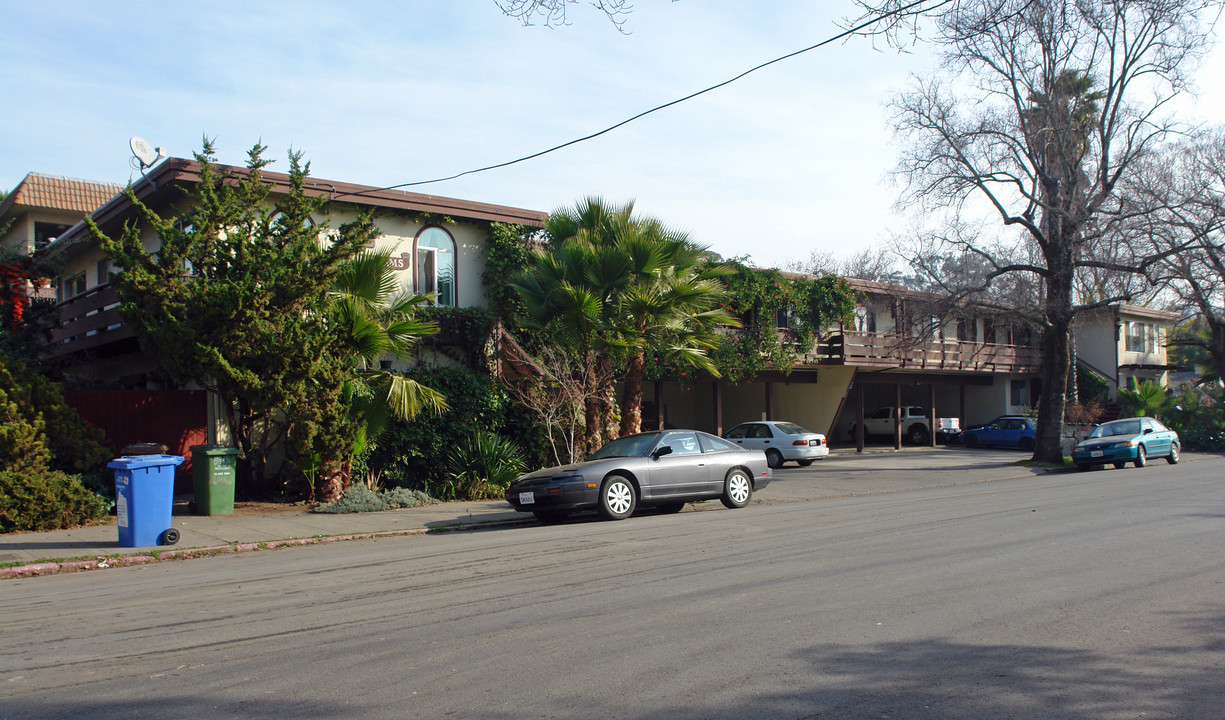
[588,433,660,460]
[774,422,812,435]
[1089,420,1142,438]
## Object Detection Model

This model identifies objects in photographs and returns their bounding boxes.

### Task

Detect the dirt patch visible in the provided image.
[172,500,313,517]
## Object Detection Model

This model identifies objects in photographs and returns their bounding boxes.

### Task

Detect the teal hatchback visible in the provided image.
[1072,417,1180,470]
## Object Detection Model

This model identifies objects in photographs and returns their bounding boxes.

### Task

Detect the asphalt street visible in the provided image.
[2,453,1222,720]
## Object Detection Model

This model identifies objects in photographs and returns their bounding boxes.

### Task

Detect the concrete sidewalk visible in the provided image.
[5,446,1207,579]
[0,494,529,578]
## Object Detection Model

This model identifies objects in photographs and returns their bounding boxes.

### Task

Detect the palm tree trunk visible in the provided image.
[619,347,646,436]
[583,349,601,456]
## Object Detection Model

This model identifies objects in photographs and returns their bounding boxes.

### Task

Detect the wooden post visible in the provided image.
[894,384,902,450]
[765,382,774,421]
[929,384,937,447]
[713,381,723,436]
[856,381,865,453]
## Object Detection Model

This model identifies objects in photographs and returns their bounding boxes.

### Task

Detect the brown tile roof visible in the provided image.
[2,173,123,215]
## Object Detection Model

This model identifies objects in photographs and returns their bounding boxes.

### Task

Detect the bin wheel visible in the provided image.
[160,528,180,545]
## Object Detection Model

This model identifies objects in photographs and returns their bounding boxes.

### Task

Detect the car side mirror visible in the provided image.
[1143,428,1153,435]
[652,445,673,460]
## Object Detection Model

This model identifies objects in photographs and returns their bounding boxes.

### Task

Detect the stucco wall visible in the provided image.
[58,204,492,309]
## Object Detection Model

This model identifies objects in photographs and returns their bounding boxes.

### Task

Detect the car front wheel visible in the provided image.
[1134,445,1147,468]
[765,449,784,469]
[598,475,637,520]
[721,469,753,509]
[1167,443,1180,464]
[963,434,979,448]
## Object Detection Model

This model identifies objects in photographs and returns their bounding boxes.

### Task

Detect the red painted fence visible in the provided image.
[63,390,208,492]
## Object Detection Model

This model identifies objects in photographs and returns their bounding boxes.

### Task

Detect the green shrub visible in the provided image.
[0,467,110,532]
[312,483,436,514]
[442,430,527,500]
[0,354,110,474]
[1166,385,1225,451]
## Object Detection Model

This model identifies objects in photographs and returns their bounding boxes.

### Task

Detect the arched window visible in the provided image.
[415,227,455,307]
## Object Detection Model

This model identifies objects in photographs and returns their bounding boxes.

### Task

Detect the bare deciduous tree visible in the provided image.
[1127,130,1225,383]
[866,0,1216,462]
[496,0,636,31]
[501,342,614,466]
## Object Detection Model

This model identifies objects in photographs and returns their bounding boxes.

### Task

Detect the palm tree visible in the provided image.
[513,233,621,454]
[329,249,447,485]
[613,231,737,435]
[514,197,737,444]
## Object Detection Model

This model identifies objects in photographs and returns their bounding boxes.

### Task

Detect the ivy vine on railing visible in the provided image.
[698,261,859,384]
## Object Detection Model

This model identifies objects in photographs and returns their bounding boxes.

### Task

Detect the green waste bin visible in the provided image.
[191,445,240,515]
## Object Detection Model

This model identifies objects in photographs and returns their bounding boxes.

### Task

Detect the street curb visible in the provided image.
[0,517,532,580]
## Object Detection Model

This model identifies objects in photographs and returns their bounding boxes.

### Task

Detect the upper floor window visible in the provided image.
[1125,321,1158,353]
[415,227,455,307]
[34,222,70,252]
[956,318,971,342]
[96,259,112,286]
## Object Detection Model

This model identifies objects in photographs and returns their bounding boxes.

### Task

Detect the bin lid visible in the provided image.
[189,445,242,456]
[107,454,186,470]
[121,442,170,455]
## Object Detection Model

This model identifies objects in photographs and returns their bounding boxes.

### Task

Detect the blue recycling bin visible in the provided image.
[108,454,185,547]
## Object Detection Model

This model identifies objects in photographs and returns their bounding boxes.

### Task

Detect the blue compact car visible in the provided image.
[1072,417,1181,470]
[962,416,1037,450]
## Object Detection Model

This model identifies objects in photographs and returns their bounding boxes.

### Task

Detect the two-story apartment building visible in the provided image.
[1073,305,1180,399]
[39,157,546,387]
[639,276,1045,447]
[1,173,123,303]
[25,157,544,474]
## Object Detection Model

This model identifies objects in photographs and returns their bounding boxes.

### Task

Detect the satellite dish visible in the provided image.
[130,136,163,169]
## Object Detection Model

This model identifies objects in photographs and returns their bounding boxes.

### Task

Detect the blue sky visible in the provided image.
[3,1,1222,269]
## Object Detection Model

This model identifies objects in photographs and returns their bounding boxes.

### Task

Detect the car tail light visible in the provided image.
[792,440,808,446]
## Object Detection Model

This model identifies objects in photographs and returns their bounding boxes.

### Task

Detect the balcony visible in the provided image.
[821,332,1040,374]
[42,284,135,360]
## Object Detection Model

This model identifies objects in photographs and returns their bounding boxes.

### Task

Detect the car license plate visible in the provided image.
[1091,450,1103,458]
[809,440,818,446]
[519,492,535,505]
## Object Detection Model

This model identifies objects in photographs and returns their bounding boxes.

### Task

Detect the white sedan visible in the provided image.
[723,420,829,468]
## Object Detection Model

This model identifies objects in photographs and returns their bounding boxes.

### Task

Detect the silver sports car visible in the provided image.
[505,429,772,523]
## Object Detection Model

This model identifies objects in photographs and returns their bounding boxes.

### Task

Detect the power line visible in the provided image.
[336,0,945,200]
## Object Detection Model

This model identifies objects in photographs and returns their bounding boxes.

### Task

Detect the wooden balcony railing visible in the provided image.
[718,327,1040,375]
[42,284,135,360]
[821,332,1040,374]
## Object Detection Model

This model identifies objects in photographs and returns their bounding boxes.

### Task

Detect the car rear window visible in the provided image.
[774,422,811,435]
[700,433,743,453]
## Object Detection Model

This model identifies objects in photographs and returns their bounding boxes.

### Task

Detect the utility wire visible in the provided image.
[336,0,945,199]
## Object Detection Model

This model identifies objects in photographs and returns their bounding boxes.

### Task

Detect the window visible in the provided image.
[1010,379,1028,406]
[96,259,112,286]
[34,222,70,252]
[661,431,702,455]
[855,306,877,333]
[724,424,750,439]
[749,424,774,439]
[983,318,996,344]
[956,318,971,342]
[1126,321,1154,352]
[415,227,455,307]
[59,271,86,301]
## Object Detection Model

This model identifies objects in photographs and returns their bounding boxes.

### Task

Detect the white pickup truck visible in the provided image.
[852,406,961,445]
